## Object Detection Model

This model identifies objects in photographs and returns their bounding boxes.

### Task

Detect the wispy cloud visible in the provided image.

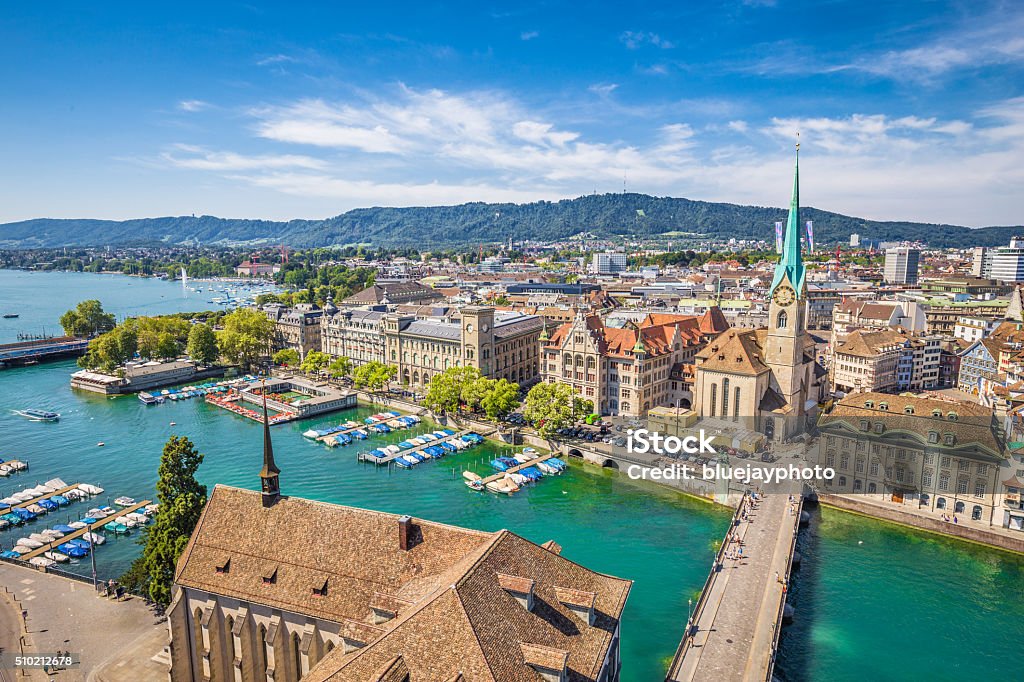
[178,100,209,112]
[256,54,298,66]
[166,85,1024,225]
[620,31,675,50]
[520,30,539,41]
[161,144,327,171]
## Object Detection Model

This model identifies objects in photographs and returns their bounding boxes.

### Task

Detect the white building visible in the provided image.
[990,237,1024,283]
[884,247,921,285]
[954,316,1000,343]
[850,233,861,247]
[591,251,628,275]
[972,247,993,279]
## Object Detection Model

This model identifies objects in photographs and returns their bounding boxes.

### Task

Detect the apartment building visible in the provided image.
[265,303,324,359]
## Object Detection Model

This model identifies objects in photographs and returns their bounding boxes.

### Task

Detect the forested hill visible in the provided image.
[1,193,1018,249]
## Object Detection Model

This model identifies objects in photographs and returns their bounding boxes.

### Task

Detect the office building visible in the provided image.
[884,247,921,285]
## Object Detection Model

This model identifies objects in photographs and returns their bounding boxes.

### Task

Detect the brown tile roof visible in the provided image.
[372,655,410,682]
[554,586,596,610]
[520,642,569,672]
[179,487,631,682]
[496,573,536,594]
[304,530,631,682]
[695,328,769,375]
[835,329,907,358]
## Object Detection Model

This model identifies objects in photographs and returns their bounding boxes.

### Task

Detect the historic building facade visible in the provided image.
[693,147,827,441]
[167,404,631,682]
[539,309,728,417]
[264,303,324,359]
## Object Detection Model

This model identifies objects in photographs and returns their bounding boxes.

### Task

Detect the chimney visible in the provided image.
[398,515,412,551]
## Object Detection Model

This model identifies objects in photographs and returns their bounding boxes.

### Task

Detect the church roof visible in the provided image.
[769,146,807,297]
[695,328,770,375]
[175,487,631,682]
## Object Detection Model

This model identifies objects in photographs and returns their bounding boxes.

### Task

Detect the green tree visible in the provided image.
[352,361,397,393]
[423,366,482,414]
[299,350,331,375]
[60,299,115,338]
[186,323,219,366]
[136,316,190,360]
[460,375,493,412]
[328,356,352,379]
[217,308,275,369]
[77,320,138,372]
[481,378,521,421]
[522,383,589,437]
[121,436,207,605]
[272,348,300,367]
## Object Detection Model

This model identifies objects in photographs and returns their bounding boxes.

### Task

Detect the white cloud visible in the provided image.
[178,100,209,112]
[588,83,619,96]
[161,144,327,171]
[256,54,298,66]
[620,31,675,50]
[167,86,1024,226]
[520,30,539,41]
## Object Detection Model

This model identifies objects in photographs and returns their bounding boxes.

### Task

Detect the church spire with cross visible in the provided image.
[258,380,281,507]
[769,138,806,297]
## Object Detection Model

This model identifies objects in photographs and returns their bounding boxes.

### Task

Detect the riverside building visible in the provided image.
[167,402,632,681]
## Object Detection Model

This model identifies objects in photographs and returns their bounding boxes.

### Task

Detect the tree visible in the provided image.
[60,299,115,338]
[136,316,190,360]
[217,308,275,369]
[77,320,138,372]
[481,378,521,421]
[460,375,492,413]
[352,361,397,393]
[424,366,482,414]
[299,350,331,375]
[328,356,352,379]
[272,348,300,367]
[121,436,207,605]
[186,323,219,366]
[523,383,589,437]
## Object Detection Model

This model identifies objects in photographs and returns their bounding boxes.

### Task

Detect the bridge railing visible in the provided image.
[765,495,802,681]
[665,491,749,680]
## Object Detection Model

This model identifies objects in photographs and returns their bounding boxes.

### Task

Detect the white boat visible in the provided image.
[144,504,159,515]
[78,484,103,495]
[44,550,69,563]
[113,496,135,507]
[83,532,105,545]
[86,507,108,518]
[126,512,148,524]
[40,528,64,539]
[16,537,43,549]
[29,557,55,568]
[115,515,138,528]
[68,521,88,529]
[10,545,33,555]
[12,492,34,502]
[30,533,56,544]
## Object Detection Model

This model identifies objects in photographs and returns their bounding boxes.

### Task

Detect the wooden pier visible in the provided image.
[478,453,554,486]
[1,482,86,512]
[358,430,475,465]
[17,499,153,562]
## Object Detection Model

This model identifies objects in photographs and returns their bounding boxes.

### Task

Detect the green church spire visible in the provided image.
[769,141,806,297]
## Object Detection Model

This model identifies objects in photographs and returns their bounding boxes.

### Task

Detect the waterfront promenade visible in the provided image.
[667,488,801,682]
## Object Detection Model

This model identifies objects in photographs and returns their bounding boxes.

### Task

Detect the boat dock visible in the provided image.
[1,482,85,512]
[478,452,554,486]
[312,416,409,443]
[0,336,90,367]
[16,499,153,562]
[666,488,802,682]
[358,429,476,465]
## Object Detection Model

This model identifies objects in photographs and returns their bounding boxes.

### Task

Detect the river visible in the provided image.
[0,270,1022,681]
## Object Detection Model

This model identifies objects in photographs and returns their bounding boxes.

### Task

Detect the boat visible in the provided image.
[78,483,104,495]
[0,550,21,559]
[68,520,88,529]
[463,471,484,490]
[44,550,69,563]
[57,543,89,558]
[13,409,60,422]
[82,532,105,545]
[99,505,116,516]
[29,557,55,568]
[114,496,136,507]
[138,392,164,405]
[2,313,19,318]
[485,478,517,495]
[16,537,43,549]
[29,533,56,544]
[52,524,76,534]
[104,521,129,534]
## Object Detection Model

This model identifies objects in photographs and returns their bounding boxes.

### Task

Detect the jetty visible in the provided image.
[478,452,554,486]
[1,482,85,511]
[17,499,153,562]
[358,429,476,465]
[312,416,409,443]
[666,488,802,682]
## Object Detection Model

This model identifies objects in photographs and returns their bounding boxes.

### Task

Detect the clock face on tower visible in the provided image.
[772,285,796,307]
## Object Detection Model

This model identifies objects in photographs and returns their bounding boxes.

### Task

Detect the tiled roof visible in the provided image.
[835,329,907,358]
[695,328,770,375]
[178,487,631,682]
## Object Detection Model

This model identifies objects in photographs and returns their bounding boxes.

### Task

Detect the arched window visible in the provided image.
[325,640,336,654]
[936,497,946,509]
[293,631,303,679]
[733,386,741,420]
[710,384,718,417]
[954,501,965,514]
[193,609,204,668]
[777,310,788,329]
[972,505,982,520]
[722,378,730,417]
[257,624,269,678]
[225,616,235,670]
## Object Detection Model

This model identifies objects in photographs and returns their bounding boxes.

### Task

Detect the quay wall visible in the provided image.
[819,493,1024,555]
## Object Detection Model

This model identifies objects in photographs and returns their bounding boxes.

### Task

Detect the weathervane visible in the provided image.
[796,131,800,152]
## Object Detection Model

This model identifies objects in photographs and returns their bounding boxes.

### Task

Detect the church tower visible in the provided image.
[765,143,808,405]
[258,384,281,507]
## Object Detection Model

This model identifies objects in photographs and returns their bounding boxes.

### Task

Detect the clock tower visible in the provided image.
[765,143,808,403]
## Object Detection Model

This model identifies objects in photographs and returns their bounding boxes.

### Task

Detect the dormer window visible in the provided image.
[312,578,328,597]
[261,566,278,585]
[928,431,939,444]
[215,558,230,574]
[878,402,889,411]
[859,419,869,431]
[554,586,597,626]
[944,433,955,446]
[947,412,958,421]
[497,573,535,612]
[904,406,915,414]
[865,400,874,408]
[932,409,942,418]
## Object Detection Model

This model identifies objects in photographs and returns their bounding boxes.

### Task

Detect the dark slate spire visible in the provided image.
[258,381,280,507]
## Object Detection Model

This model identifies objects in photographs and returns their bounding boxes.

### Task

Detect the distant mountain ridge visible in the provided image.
[1,193,1018,249]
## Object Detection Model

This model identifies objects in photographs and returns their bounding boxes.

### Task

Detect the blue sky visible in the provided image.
[3,1,1023,226]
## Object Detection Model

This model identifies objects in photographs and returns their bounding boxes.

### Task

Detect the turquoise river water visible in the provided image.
[1,270,1022,681]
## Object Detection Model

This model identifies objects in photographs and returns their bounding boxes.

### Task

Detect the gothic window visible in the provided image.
[710,384,717,417]
[722,378,730,416]
[777,311,788,328]
[293,632,302,679]
[734,387,741,420]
